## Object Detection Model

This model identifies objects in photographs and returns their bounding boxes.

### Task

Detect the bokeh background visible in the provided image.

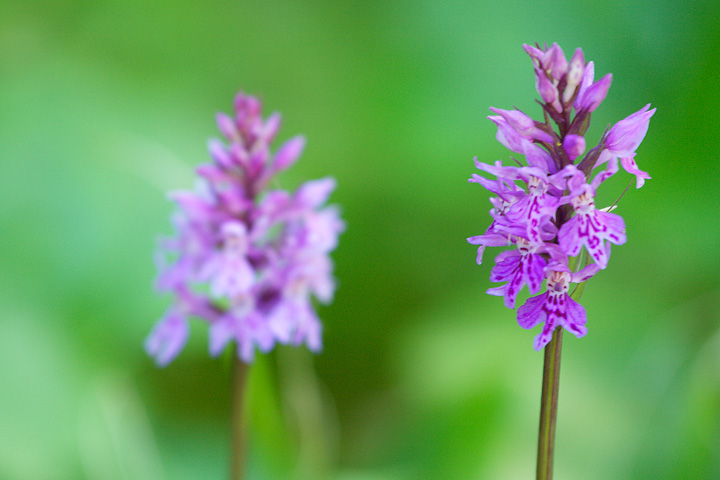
[2,0,719,479]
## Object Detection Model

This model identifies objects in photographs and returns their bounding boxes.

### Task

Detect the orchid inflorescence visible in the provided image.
[146,92,344,366]
[468,43,655,350]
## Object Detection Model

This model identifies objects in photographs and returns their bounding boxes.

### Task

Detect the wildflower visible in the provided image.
[604,104,656,187]
[605,104,656,158]
[147,93,344,365]
[557,175,626,269]
[486,236,552,309]
[145,309,189,367]
[468,44,654,349]
[517,261,600,350]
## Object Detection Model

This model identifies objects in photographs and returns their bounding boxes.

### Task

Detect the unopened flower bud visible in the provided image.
[533,67,562,112]
[574,61,594,109]
[216,113,238,141]
[577,73,612,112]
[548,43,567,80]
[261,113,282,143]
[273,136,306,172]
[523,44,545,66]
[489,107,553,143]
[563,134,586,161]
[208,139,233,169]
[488,115,529,153]
[563,48,585,103]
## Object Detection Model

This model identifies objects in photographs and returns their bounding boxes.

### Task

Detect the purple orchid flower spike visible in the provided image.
[147,92,344,367]
[467,44,654,477]
[467,43,654,347]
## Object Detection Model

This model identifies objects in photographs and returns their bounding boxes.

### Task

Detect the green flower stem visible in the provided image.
[536,326,563,480]
[536,280,587,480]
[231,357,249,480]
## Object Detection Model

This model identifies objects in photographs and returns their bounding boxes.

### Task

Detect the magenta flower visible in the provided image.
[488,107,554,143]
[563,48,585,103]
[200,221,254,298]
[576,72,612,113]
[468,44,654,348]
[603,104,656,188]
[562,134,585,161]
[517,262,600,350]
[145,309,189,367]
[488,115,533,154]
[573,61,613,113]
[486,237,549,309]
[147,92,344,366]
[605,104,656,157]
[557,172,627,269]
[620,155,651,188]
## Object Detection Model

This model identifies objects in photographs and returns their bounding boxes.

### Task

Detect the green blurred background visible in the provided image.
[2,0,719,478]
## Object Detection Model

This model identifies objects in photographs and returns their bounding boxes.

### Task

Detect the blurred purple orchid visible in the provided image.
[147,92,344,366]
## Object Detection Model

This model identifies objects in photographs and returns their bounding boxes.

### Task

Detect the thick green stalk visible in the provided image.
[231,358,249,480]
